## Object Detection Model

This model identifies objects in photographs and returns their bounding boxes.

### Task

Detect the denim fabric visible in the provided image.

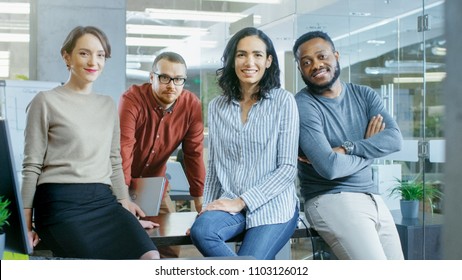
[190,207,299,260]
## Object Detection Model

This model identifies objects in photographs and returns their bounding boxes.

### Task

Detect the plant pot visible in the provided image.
[400,200,419,219]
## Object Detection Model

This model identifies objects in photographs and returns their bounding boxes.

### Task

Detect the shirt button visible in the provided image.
[156,135,160,138]
[145,164,149,167]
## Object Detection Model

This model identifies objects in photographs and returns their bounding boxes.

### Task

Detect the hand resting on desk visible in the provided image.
[127,200,160,229]
[139,219,160,229]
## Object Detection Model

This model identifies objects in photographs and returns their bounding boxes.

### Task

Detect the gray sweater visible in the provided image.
[21,86,129,208]
[295,82,402,201]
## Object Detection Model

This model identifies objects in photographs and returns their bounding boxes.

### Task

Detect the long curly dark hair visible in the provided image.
[217,27,281,102]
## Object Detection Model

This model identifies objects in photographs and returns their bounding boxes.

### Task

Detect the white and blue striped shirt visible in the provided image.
[204,88,299,228]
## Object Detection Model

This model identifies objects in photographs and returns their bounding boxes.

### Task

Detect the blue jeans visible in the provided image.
[190,208,298,260]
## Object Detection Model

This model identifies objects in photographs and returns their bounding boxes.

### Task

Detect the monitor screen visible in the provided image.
[0,118,32,254]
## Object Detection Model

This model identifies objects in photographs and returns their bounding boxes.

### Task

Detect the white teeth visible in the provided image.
[313,69,327,77]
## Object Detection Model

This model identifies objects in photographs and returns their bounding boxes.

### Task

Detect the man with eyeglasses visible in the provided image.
[119,52,205,258]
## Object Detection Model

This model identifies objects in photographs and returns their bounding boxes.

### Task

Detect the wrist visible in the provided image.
[341,140,354,155]
[238,197,247,211]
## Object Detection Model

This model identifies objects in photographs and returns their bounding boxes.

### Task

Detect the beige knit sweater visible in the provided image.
[21,86,128,208]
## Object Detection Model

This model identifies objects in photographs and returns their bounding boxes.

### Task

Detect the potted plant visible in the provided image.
[0,196,11,259]
[389,178,442,219]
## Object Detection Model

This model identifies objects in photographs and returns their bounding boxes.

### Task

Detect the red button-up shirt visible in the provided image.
[119,83,205,197]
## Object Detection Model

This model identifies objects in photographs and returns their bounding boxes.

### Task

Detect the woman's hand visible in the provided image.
[24,208,39,248]
[28,230,40,248]
[127,200,146,218]
[202,198,246,214]
[139,219,159,229]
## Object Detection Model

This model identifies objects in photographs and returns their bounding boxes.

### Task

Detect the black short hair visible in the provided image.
[292,31,336,59]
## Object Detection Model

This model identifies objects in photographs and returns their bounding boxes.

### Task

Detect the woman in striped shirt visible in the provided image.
[190,27,300,260]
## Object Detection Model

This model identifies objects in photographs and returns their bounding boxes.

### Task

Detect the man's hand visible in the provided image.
[333,146,346,154]
[298,155,311,164]
[193,196,203,213]
[365,114,385,139]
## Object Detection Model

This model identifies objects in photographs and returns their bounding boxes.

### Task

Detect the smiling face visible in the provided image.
[234,35,272,92]
[63,33,106,87]
[296,37,341,94]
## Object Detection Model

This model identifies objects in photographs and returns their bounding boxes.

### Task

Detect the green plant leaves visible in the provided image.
[0,196,11,232]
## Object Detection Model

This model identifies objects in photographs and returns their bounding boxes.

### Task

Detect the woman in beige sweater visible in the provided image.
[21,26,159,259]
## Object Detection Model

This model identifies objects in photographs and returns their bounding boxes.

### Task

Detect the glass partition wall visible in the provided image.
[293,0,445,260]
[0,0,446,259]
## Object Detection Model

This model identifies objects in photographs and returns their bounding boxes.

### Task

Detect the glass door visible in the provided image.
[294,0,445,260]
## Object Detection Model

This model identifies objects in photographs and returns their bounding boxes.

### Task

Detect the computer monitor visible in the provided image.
[0,118,32,254]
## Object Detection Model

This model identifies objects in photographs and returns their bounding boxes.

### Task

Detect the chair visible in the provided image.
[296,211,333,260]
[296,184,333,260]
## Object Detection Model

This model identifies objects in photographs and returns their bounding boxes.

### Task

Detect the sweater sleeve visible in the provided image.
[21,92,48,208]
[109,102,129,200]
[350,87,403,158]
[297,93,373,180]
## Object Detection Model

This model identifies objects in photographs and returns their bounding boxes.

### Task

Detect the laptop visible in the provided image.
[166,161,190,193]
[166,161,193,201]
[129,177,166,216]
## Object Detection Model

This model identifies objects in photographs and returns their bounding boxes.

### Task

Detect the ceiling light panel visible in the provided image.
[145,8,247,23]
[126,37,217,48]
[0,33,29,43]
[202,0,280,3]
[126,24,208,37]
[0,3,30,14]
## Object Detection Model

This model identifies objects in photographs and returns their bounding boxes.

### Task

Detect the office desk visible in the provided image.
[143,212,315,247]
[35,212,314,252]
[143,212,197,247]
[391,210,443,260]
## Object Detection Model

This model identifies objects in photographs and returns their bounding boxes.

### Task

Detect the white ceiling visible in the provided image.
[0,0,446,80]
[124,0,445,75]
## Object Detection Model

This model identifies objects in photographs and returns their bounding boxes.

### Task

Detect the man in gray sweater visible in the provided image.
[293,31,404,260]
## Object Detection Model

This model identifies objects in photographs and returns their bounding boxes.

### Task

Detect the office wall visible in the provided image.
[443,0,462,260]
[29,0,126,101]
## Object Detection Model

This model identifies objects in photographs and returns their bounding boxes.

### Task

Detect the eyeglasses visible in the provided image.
[153,72,186,86]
